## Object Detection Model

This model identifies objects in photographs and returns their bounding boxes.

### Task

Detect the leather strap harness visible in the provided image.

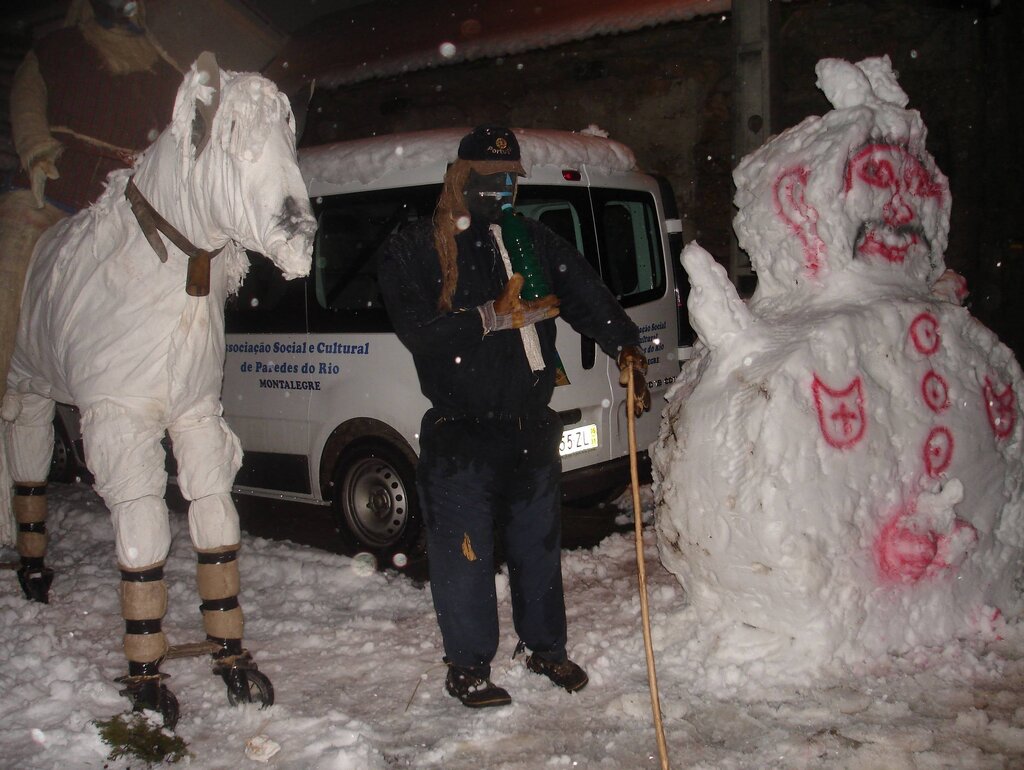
[125,176,224,297]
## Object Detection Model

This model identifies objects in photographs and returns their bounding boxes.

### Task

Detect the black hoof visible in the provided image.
[17,565,54,604]
[116,676,180,729]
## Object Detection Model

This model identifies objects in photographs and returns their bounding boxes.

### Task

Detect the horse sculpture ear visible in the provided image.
[191,51,221,157]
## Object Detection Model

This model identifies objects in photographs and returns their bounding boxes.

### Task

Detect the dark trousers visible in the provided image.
[417,408,567,677]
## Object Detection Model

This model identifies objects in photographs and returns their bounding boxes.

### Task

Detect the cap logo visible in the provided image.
[488,136,513,156]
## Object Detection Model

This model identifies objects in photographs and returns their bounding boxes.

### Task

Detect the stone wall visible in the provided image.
[303,14,735,257]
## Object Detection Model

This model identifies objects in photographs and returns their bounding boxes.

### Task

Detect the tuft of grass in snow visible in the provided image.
[94,713,190,765]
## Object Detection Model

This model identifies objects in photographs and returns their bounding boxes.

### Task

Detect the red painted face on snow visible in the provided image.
[845,144,945,267]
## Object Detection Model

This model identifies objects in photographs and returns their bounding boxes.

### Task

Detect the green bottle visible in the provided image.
[500,204,570,385]
[500,204,551,299]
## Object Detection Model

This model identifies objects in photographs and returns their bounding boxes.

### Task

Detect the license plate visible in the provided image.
[559,424,599,457]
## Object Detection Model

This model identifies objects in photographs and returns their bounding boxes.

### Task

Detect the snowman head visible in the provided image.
[733,56,951,304]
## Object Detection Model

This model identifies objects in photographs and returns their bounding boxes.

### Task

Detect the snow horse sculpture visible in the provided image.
[1,52,315,725]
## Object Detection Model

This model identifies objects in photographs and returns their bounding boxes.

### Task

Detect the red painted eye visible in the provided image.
[859,157,895,188]
[904,163,942,198]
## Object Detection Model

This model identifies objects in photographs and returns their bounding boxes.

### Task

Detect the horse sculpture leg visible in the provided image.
[1,391,56,602]
[169,405,274,708]
[81,399,178,725]
[0,191,65,552]
[117,562,178,727]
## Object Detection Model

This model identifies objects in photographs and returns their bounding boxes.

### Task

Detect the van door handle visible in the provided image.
[581,336,595,370]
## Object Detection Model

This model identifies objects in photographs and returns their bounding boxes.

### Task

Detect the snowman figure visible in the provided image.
[653,56,1023,671]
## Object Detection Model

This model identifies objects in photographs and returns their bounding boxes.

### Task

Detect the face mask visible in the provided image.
[90,0,142,31]
[462,170,516,223]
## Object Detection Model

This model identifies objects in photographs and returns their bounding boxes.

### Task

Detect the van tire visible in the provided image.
[49,418,78,484]
[330,440,422,564]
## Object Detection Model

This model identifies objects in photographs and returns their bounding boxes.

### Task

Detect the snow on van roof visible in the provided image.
[299,126,637,186]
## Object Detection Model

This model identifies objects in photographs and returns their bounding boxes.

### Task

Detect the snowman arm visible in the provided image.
[681,242,752,351]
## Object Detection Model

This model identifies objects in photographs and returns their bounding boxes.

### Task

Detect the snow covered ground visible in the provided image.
[1,483,1022,769]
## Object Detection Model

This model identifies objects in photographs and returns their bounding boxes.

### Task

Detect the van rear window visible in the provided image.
[518,187,666,308]
[591,190,666,308]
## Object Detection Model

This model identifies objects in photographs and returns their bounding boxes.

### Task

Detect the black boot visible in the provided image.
[525,654,589,693]
[445,664,512,708]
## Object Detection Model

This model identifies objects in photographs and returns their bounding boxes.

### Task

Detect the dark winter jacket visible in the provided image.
[379,215,640,419]
[14,27,179,211]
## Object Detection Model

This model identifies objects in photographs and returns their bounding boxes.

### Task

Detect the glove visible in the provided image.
[618,344,650,417]
[28,144,61,209]
[478,273,560,334]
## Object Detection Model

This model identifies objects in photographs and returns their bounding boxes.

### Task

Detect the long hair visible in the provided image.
[432,158,523,313]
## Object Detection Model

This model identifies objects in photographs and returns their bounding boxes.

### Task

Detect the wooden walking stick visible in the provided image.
[627,367,671,770]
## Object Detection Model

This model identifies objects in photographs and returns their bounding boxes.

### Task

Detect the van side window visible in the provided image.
[314,209,389,312]
[225,250,306,334]
[536,208,581,250]
[593,192,665,308]
[307,185,439,334]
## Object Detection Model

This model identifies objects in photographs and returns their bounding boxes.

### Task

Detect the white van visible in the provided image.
[214,128,685,559]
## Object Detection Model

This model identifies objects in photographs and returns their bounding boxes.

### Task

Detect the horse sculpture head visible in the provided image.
[131,52,315,293]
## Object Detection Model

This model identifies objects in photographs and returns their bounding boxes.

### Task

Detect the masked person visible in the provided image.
[10,0,180,214]
[379,126,650,708]
[1,0,180,582]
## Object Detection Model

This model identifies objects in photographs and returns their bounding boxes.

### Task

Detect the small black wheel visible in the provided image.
[331,439,422,564]
[225,668,275,708]
[158,684,181,729]
[121,679,180,729]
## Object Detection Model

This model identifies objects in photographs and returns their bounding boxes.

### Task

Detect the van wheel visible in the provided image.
[331,441,421,565]
[48,419,77,484]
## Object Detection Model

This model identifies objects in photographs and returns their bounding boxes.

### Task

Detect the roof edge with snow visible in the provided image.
[300,127,638,189]
[266,0,732,94]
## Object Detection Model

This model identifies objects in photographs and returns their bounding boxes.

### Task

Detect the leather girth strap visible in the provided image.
[124,176,224,297]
